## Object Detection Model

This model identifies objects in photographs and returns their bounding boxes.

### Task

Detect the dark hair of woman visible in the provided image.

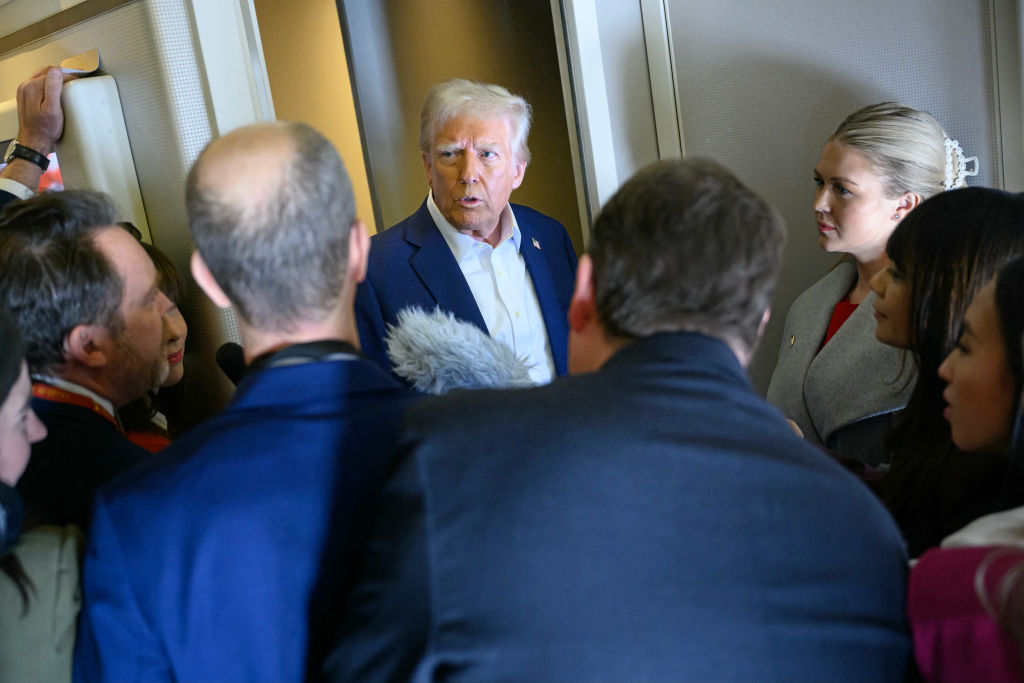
[0,308,33,611]
[878,188,1024,555]
[142,241,187,305]
[996,257,1024,497]
[969,258,1024,652]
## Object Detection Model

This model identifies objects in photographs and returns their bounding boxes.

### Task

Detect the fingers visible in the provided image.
[43,66,63,109]
[15,66,66,155]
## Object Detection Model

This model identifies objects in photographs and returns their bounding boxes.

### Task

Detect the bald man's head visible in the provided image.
[193,123,296,215]
[186,122,356,330]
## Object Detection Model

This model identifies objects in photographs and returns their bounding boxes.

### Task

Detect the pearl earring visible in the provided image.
[892,213,900,220]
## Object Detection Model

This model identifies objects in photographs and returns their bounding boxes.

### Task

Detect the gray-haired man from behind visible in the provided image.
[74,122,419,682]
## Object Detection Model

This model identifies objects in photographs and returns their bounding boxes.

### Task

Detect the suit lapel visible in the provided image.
[519,222,569,375]
[405,207,488,332]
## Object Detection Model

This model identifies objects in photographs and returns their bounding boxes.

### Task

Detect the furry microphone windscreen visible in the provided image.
[385,307,534,394]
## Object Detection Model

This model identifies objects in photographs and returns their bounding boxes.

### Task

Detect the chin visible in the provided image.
[873,325,892,346]
[874,332,904,350]
[162,362,184,388]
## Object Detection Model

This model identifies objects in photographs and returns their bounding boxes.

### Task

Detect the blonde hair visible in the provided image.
[831,102,967,200]
[418,79,532,165]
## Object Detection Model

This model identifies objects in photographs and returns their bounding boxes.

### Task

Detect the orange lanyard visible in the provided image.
[32,383,123,433]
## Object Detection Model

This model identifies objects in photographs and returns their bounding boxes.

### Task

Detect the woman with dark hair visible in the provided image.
[0,307,78,682]
[868,187,1024,557]
[768,102,976,466]
[120,240,188,450]
[907,256,1024,683]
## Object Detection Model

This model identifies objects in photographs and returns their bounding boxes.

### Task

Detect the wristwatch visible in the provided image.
[2,140,49,172]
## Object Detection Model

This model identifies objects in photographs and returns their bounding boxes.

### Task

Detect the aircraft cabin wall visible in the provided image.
[564,0,1024,392]
[250,0,377,235]
[661,0,1023,391]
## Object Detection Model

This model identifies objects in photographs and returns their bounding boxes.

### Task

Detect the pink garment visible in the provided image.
[910,546,1024,683]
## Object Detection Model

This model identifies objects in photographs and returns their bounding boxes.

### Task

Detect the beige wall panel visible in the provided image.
[253,0,377,233]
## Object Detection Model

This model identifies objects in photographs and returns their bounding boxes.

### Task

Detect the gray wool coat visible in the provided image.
[767,260,915,466]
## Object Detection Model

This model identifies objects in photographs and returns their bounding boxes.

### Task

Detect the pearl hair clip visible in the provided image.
[944,137,979,190]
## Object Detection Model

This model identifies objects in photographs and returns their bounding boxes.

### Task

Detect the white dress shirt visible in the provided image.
[427,192,555,384]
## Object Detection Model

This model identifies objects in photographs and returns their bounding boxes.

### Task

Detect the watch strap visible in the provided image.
[4,142,49,172]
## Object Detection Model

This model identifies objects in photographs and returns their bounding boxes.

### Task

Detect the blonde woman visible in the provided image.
[767,103,976,466]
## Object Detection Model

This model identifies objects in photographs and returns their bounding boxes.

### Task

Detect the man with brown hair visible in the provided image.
[326,159,910,683]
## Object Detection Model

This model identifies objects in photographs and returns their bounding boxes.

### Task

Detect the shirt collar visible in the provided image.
[30,374,116,417]
[426,191,521,262]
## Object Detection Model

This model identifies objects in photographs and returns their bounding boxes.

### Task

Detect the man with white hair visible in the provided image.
[355,79,577,384]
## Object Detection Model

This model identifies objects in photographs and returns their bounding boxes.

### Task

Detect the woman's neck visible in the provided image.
[849,253,887,304]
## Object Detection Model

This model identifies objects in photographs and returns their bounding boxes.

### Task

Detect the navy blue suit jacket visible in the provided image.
[324,333,910,683]
[355,201,577,376]
[74,354,418,682]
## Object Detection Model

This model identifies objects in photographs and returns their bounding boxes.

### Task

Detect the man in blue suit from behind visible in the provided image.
[74,122,418,682]
[356,79,577,384]
[325,159,911,682]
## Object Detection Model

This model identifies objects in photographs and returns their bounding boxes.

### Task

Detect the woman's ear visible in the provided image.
[894,192,922,220]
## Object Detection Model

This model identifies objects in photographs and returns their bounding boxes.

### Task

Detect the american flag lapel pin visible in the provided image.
[532,237,541,250]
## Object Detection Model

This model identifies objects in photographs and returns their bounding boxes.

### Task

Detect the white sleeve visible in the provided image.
[0,178,34,200]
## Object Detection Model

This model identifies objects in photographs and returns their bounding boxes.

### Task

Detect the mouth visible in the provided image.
[167,349,184,365]
[457,196,482,208]
[941,391,952,421]
[817,222,837,233]
[872,304,885,320]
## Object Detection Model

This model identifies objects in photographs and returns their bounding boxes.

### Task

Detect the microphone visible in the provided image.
[385,307,534,394]
[216,342,246,386]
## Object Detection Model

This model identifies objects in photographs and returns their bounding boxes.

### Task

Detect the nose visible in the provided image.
[163,308,186,345]
[938,350,955,383]
[458,154,479,184]
[813,186,829,214]
[27,408,47,444]
[868,268,887,297]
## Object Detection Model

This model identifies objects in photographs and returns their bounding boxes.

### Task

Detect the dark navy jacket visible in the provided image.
[325,333,911,683]
[19,396,146,531]
[355,201,577,377]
